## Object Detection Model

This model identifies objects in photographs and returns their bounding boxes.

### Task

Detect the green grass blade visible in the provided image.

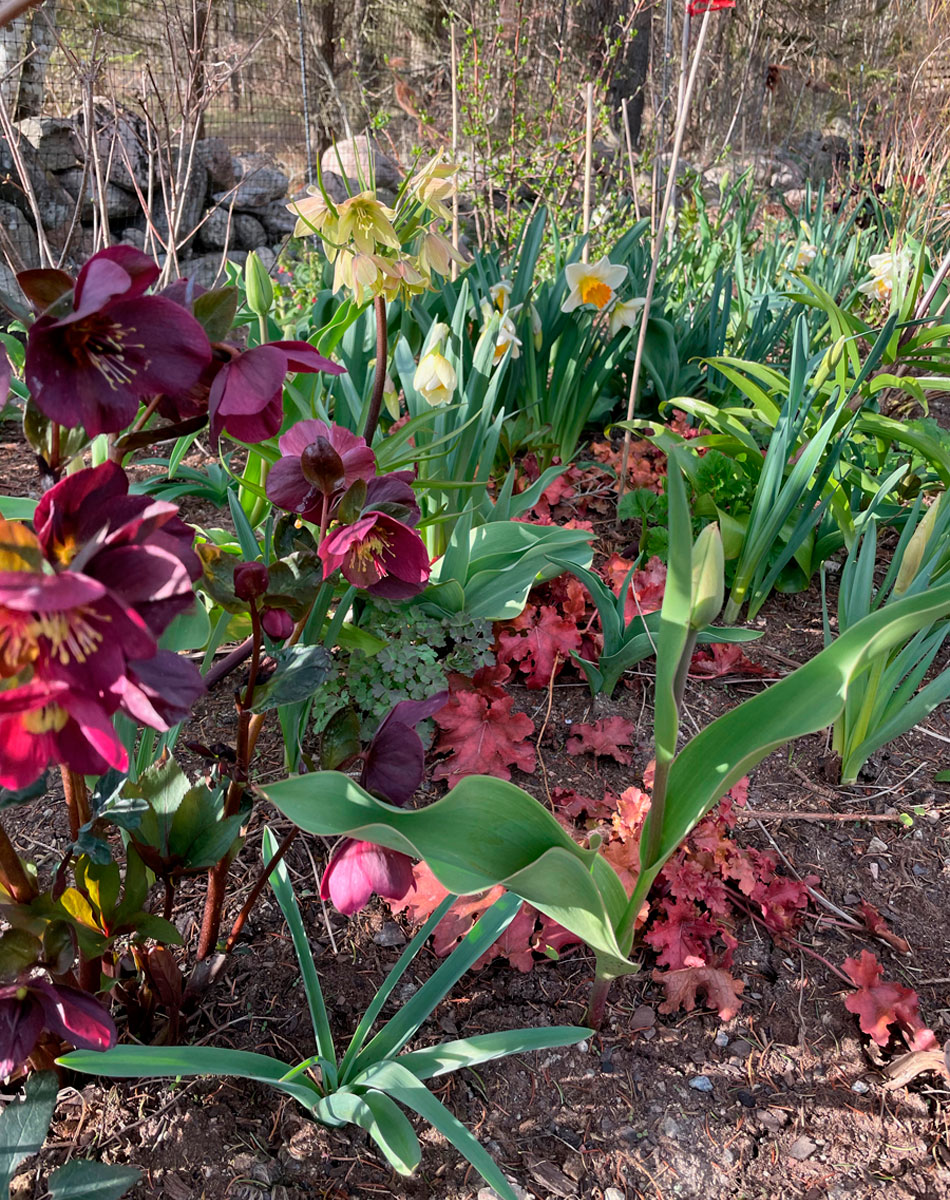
[352,892,522,1074]
[356,1061,517,1200]
[59,1045,320,1108]
[313,1090,421,1175]
[262,827,336,1069]
[338,893,457,1082]
[396,1027,591,1080]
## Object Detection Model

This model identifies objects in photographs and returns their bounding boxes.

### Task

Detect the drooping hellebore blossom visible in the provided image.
[320,837,416,916]
[20,246,212,436]
[266,419,377,523]
[561,256,628,313]
[0,975,116,1079]
[208,341,345,446]
[318,511,430,599]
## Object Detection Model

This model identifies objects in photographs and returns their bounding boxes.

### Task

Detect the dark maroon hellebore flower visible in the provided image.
[33,460,201,638]
[266,419,376,522]
[208,342,345,446]
[20,246,212,436]
[0,975,116,1078]
[318,511,430,599]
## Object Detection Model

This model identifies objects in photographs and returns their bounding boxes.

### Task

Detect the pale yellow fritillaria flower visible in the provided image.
[414,350,457,406]
[287,189,337,240]
[335,191,401,255]
[409,157,459,223]
[562,257,628,313]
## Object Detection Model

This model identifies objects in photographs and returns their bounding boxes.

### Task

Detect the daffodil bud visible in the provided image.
[530,303,542,351]
[894,496,942,596]
[244,252,274,318]
[414,348,456,406]
[689,522,724,630]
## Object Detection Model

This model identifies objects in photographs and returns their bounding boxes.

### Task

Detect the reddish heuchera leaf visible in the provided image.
[858,901,910,955]
[753,874,818,933]
[432,666,536,785]
[552,787,615,822]
[843,950,938,1051]
[566,716,635,764]
[689,642,769,678]
[645,897,723,970]
[495,603,582,689]
[602,553,666,623]
[652,965,745,1020]
[389,861,578,972]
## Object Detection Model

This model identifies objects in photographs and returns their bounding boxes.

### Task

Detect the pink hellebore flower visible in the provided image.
[318,511,430,599]
[208,341,345,445]
[20,246,211,436]
[320,838,415,916]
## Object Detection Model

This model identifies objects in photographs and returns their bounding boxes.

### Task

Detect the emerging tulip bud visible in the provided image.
[894,495,942,596]
[262,607,294,641]
[300,436,345,495]
[689,522,724,630]
[234,561,270,602]
[244,252,274,318]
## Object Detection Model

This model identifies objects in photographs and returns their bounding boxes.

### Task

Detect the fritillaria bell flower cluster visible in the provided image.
[288,154,467,306]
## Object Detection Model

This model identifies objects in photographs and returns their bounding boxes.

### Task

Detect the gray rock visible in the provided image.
[71,101,149,190]
[197,205,265,251]
[14,117,78,172]
[194,137,235,189]
[688,1074,713,1093]
[0,138,74,232]
[214,153,288,209]
[187,250,247,289]
[259,198,296,237]
[770,158,805,191]
[57,166,141,219]
[372,921,406,947]
[787,1134,818,1161]
[321,134,401,192]
[118,226,147,251]
[0,200,38,268]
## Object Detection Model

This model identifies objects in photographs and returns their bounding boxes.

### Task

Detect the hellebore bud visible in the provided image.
[894,495,942,596]
[300,437,345,495]
[689,522,724,630]
[262,607,294,640]
[244,251,274,318]
[234,560,270,602]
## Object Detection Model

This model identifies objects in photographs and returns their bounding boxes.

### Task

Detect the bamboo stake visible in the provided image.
[617,7,714,509]
[581,81,594,260]
[621,97,642,225]
[451,19,460,280]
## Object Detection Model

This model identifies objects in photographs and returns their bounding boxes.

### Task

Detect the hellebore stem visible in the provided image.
[224,825,298,952]
[61,766,91,842]
[197,604,265,961]
[0,818,37,904]
[362,295,388,445]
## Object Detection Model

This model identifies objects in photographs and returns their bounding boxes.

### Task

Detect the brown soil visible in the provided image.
[3,428,950,1200]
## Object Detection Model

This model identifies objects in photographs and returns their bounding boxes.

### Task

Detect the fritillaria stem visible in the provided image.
[362,295,388,445]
